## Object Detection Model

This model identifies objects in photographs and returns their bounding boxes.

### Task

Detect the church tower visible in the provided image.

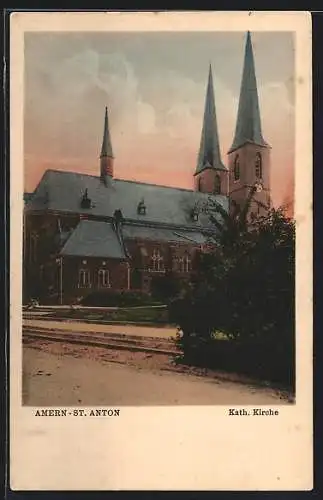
[194,65,228,195]
[100,106,114,183]
[228,32,271,216]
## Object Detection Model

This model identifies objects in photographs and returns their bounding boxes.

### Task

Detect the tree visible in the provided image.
[169,191,295,387]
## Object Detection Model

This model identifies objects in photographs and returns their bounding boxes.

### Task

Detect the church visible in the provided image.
[23,32,271,305]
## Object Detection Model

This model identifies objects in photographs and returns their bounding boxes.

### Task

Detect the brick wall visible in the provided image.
[60,256,129,304]
[228,143,271,216]
[23,211,205,304]
[194,168,229,196]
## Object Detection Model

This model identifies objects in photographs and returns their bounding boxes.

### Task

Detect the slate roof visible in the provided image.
[26,169,228,231]
[60,220,126,259]
[122,224,207,245]
[195,65,227,175]
[229,32,269,154]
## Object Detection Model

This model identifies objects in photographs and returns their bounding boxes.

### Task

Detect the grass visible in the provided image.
[51,305,171,325]
[106,307,170,324]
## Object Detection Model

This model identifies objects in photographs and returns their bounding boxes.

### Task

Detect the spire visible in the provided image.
[229,32,269,153]
[100,106,114,159]
[195,64,227,175]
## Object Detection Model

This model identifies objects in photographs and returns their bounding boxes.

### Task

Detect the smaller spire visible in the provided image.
[195,64,227,175]
[100,106,114,158]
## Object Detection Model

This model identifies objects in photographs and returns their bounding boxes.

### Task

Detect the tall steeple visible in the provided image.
[195,64,226,175]
[100,106,114,181]
[227,32,271,218]
[229,31,269,153]
[194,65,228,195]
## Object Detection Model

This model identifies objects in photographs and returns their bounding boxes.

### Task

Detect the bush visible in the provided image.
[172,333,294,388]
[150,271,182,302]
[80,290,161,307]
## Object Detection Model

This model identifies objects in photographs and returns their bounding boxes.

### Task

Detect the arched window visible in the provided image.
[255,152,262,179]
[150,249,164,272]
[78,268,91,288]
[179,254,191,273]
[98,269,110,288]
[214,174,221,194]
[172,255,179,272]
[233,155,240,181]
[198,177,203,192]
[184,254,191,273]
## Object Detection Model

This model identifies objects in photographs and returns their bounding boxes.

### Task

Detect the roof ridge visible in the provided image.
[46,168,99,179]
[39,168,220,195]
[114,178,197,193]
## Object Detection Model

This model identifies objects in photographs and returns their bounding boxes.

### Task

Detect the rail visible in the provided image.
[23,326,180,356]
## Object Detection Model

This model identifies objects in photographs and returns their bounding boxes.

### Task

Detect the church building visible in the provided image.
[23,32,271,304]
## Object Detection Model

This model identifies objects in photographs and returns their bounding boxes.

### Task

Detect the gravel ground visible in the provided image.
[22,339,292,406]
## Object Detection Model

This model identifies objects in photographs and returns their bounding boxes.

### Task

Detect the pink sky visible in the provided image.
[24,31,295,209]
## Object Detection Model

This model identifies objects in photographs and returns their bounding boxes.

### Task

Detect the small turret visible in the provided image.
[100,106,114,183]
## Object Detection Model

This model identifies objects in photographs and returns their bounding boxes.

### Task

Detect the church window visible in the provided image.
[255,153,262,179]
[179,254,191,273]
[214,174,221,194]
[172,255,179,271]
[78,268,91,288]
[98,269,110,288]
[198,177,202,192]
[234,155,240,181]
[150,249,164,272]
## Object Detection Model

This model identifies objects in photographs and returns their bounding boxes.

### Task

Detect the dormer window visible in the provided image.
[113,209,124,224]
[137,199,146,216]
[81,188,91,209]
[191,207,199,222]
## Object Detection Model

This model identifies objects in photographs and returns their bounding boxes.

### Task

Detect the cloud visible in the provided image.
[24,37,295,206]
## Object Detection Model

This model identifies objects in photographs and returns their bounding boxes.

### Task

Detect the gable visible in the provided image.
[60,220,126,259]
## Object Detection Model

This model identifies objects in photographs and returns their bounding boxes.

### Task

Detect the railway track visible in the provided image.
[23,326,181,356]
[22,314,170,328]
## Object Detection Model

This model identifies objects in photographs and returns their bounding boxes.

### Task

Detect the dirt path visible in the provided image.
[23,319,177,339]
[23,341,290,406]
